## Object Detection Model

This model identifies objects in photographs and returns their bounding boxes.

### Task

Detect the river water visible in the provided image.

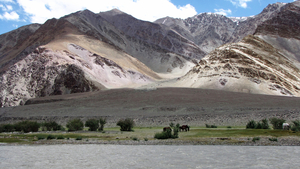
[0,145,299,169]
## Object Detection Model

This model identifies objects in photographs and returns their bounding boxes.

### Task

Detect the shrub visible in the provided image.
[99,118,107,131]
[261,119,269,129]
[246,120,257,129]
[2,124,15,132]
[154,130,172,139]
[144,138,148,141]
[270,118,286,129]
[0,124,3,133]
[67,119,84,131]
[132,137,139,141]
[211,125,217,128]
[14,121,40,133]
[57,135,65,139]
[76,137,82,140]
[47,135,56,140]
[37,135,46,140]
[227,126,232,129]
[85,119,99,131]
[252,137,260,142]
[205,124,217,128]
[154,125,179,139]
[42,121,61,131]
[256,122,262,129]
[269,138,278,142]
[291,120,300,132]
[117,118,135,131]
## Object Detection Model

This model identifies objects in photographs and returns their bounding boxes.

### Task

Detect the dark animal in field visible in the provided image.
[163,127,172,132]
[179,125,189,132]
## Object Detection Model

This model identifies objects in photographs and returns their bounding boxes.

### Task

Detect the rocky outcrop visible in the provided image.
[172,35,300,96]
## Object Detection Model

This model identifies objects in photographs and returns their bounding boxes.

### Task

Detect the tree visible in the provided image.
[67,119,84,131]
[99,118,107,131]
[269,118,285,129]
[117,118,135,131]
[85,119,99,131]
[246,120,257,129]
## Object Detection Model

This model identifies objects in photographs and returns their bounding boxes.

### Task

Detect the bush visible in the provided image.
[42,121,62,131]
[246,120,257,129]
[270,118,286,129]
[57,135,65,139]
[76,137,82,140]
[269,138,278,142]
[131,137,139,141]
[144,138,148,141]
[47,135,56,140]
[252,137,260,142]
[256,122,262,129]
[67,119,84,131]
[205,124,217,128]
[154,130,172,139]
[85,119,99,131]
[227,126,232,129]
[14,121,40,133]
[99,118,107,131]
[2,124,15,132]
[291,120,300,132]
[37,135,46,140]
[261,119,269,129]
[117,118,135,131]
[0,124,3,133]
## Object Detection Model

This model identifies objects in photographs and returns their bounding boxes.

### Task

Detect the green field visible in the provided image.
[0,126,299,144]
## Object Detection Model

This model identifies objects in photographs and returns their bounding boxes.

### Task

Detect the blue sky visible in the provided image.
[0,0,296,35]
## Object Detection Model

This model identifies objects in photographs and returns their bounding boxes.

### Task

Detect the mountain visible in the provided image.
[1,1,300,107]
[162,1,300,96]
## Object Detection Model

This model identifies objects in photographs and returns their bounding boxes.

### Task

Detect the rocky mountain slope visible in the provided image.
[1,1,300,107]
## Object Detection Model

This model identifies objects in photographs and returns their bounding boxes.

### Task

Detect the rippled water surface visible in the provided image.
[1,145,300,169]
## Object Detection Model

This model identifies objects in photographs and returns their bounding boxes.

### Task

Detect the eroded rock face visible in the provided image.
[180,35,300,96]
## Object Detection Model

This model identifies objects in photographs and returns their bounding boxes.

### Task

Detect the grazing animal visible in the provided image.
[282,123,290,130]
[163,127,172,132]
[179,125,190,132]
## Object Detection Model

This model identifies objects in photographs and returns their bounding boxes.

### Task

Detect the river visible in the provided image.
[0,145,299,169]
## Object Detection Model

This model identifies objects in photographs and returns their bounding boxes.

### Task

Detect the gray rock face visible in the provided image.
[155,2,286,55]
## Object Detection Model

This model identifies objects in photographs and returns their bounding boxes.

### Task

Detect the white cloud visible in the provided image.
[214,9,232,16]
[0,0,14,2]
[15,0,197,23]
[0,11,19,20]
[229,0,252,8]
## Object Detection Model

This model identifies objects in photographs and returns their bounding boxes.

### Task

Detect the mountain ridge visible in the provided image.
[1,1,300,107]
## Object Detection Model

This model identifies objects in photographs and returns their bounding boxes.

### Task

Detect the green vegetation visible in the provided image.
[47,135,56,140]
[206,124,217,128]
[246,119,269,129]
[67,119,84,131]
[270,118,285,130]
[85,119,99,131]
[57,135,65,139]
[99,118,107,131]
[117,118,135,131]
[76,137,82,140]
[41,121,62,131]
[252,137,260,142]
[14,121,40,133]
[291,120,300,132]
[154,123,179,139]
[269,138,278,142]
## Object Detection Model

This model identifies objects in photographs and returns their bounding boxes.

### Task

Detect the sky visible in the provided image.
[0,0,297,35]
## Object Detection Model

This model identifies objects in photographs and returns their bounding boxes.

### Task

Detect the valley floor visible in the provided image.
[1,127,300,146]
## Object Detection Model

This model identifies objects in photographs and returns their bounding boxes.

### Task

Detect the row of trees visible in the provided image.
[246,118,300,131]
[0,118,136,133]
